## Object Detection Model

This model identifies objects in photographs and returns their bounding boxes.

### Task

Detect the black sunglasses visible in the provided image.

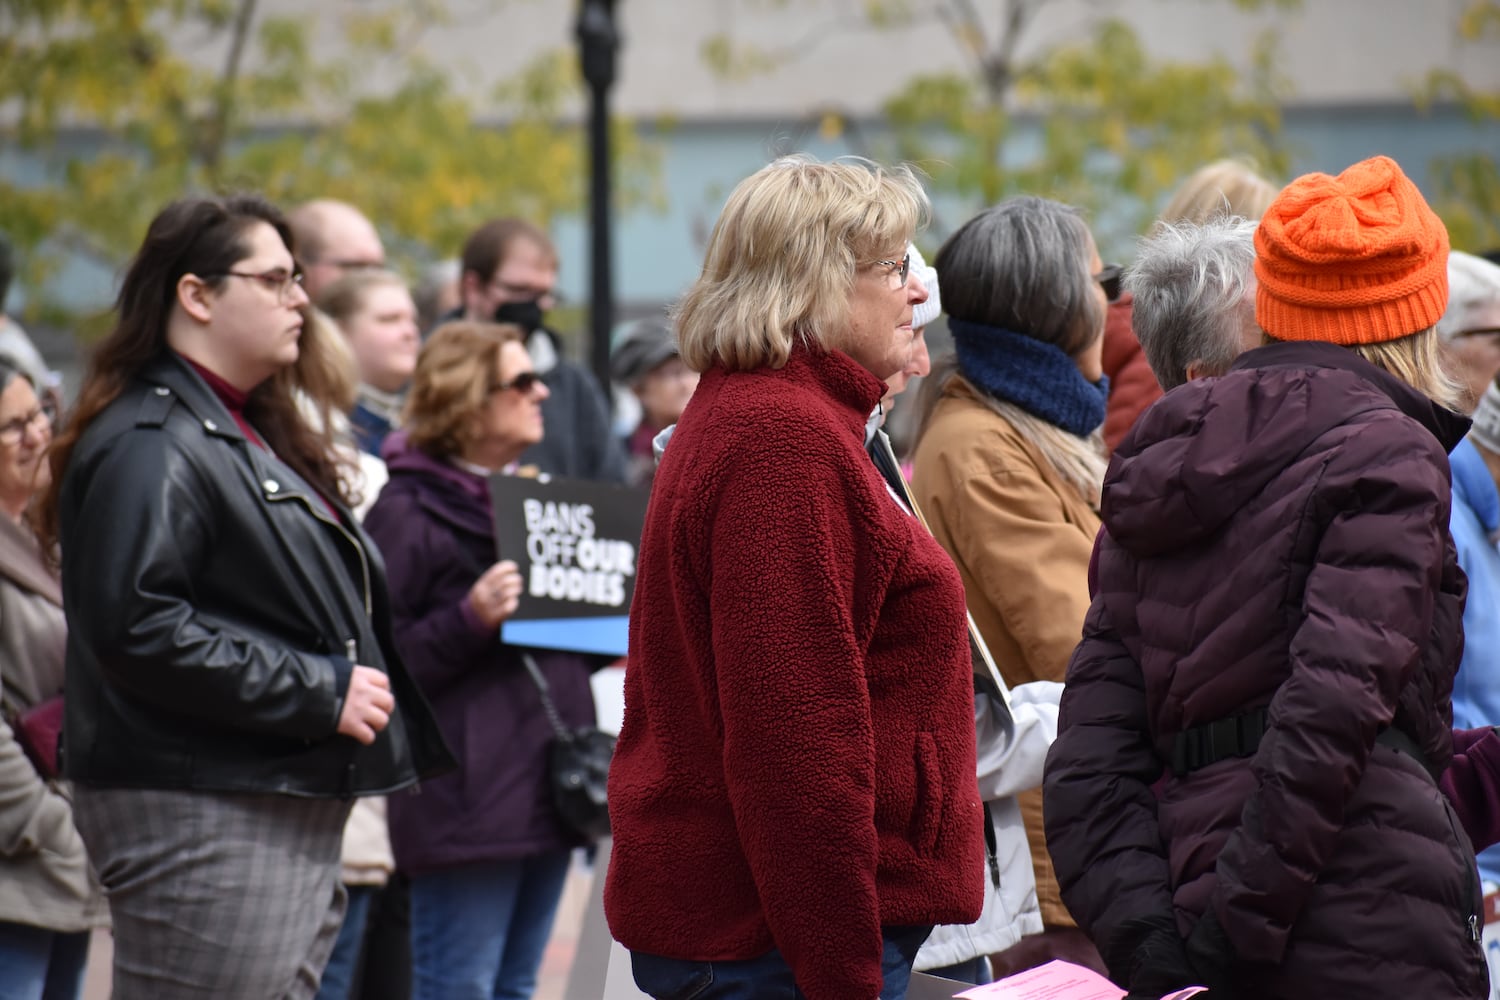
[1094,263,1123,303]
[490,371,543,394]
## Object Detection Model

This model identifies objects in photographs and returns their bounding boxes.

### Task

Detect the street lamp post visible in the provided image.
[577,0,618,402]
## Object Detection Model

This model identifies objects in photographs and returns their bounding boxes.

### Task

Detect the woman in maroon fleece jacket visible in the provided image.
[604,156,982,1000]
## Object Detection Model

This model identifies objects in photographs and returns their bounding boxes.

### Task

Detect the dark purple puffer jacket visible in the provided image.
[1044,341,1486,999]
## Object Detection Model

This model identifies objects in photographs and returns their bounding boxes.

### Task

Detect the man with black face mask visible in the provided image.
[447,217,628,483]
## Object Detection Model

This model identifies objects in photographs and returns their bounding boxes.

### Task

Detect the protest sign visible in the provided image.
[490,474,649,657]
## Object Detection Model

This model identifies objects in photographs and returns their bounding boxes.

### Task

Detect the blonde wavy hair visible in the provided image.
[1156,159,1278,229]
[405,321,526,459]
[675,154,929,373]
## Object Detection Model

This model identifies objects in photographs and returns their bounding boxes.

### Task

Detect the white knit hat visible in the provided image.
[1438,250,1500,342]
[910,243,942,330]
[1471,378,1500,455]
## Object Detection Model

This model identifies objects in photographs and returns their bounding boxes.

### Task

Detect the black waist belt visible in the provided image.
[1169,707,1437,782]
[1170,706,1269,776]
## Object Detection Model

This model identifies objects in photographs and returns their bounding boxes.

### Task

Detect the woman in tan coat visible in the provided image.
[0,356,107,999]
[911,196,1110,976]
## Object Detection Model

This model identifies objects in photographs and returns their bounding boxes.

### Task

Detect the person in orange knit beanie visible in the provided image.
[1255,154,1452,349]
[1045,154,1486,1000]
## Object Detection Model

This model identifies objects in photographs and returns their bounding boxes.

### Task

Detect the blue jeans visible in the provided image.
[630,924,933,1000]
[0,923,90,1000]
[922,954,991,986]
[409,850,573,1000]
[316,884,377,1000]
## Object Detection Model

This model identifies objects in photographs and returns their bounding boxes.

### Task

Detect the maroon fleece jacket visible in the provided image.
[603,346,982,1000]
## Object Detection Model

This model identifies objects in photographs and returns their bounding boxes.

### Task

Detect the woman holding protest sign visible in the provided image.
[363,319,598,1000]
[604,156,982,1000]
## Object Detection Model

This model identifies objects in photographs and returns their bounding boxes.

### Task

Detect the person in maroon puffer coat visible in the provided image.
[1044,155,1488,1000]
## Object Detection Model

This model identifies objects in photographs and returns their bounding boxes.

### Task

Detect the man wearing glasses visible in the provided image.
[449,217,627,483]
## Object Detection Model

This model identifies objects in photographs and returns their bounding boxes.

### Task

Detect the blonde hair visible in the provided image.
[675,155,929,373]
[1157,160,1278,228]
[405,321,525,459]
[295,309,359,416]
[1261,325,1463,410]
[315,269,410,331]
[1350,326,1464,411]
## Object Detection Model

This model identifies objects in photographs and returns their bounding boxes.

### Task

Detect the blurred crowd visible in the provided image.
[1,148,1500,1000]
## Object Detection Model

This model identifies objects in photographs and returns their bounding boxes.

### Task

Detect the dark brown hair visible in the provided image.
[459,218,556,285]
[39,194,348,549]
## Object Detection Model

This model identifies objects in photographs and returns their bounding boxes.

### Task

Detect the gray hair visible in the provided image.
[935,196,1102,356]
[0,353,33,394]
[1438,250,1500,341]
[1126,217,1258,390]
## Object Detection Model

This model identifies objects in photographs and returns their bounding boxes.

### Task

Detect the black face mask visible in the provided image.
[493,299,546,335]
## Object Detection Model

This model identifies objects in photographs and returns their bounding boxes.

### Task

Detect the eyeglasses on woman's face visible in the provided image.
[1093,263,1124,303]
[209,267,307,304]
[488,371,544,395]
[872,253,911,287]
[0,401,54,446]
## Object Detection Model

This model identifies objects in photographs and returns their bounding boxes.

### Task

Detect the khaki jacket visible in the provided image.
[0,514,107,932]
[911,377,1101,927]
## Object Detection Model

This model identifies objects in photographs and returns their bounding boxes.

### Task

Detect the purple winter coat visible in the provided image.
[1044,342,1486,999]
[364,438,596,875]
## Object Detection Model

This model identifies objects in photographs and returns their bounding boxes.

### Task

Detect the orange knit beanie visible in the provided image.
[1254,155,1449,345]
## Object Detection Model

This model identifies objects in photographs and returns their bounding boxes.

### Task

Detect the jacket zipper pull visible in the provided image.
[1469,913,1481,943]
[346,639,357,663]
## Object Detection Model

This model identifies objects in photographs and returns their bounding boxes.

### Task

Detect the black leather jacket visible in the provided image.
[57,353,453,796]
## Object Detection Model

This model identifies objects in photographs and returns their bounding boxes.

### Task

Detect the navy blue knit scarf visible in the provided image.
[949,318,1109,437]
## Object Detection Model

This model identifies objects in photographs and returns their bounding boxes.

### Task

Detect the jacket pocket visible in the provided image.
[912,731,945,856]
[1438,793,1483,948]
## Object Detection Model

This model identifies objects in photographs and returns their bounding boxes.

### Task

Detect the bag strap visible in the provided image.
[981,801,1001,889]
[520,653,572,741]
[1375,725,1442,783]
[872,431,1011,707]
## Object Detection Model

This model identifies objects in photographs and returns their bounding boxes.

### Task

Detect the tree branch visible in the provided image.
[940,0,992,75]
[202,0,258,174]
[983,0,1044,103]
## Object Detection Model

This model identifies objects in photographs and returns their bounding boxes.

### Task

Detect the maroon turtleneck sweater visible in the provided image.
[181,356,269,449]
[179,354,336,516]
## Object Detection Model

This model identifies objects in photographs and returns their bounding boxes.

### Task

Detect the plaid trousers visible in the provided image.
[73,787,351,1000]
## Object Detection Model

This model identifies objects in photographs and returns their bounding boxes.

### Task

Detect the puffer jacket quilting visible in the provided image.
[1045,341,1485,999]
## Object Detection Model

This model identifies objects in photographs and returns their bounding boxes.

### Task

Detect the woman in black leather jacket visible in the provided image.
[36,195,451,1000]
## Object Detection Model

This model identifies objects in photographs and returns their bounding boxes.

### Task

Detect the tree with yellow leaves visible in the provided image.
[1415,0,1500,251]
[701,0,1294,251]
[0,0,657,329]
